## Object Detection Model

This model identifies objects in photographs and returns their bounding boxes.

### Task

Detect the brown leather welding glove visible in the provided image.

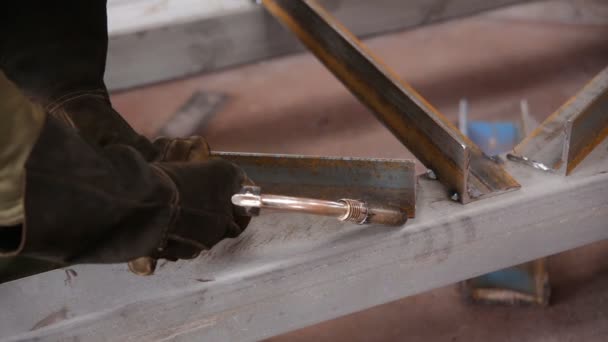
[128,137,251,274]
[153,136,252,228]
[20,115,248,264]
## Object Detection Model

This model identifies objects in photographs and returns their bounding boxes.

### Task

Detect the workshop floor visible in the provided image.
[112,1,608,341]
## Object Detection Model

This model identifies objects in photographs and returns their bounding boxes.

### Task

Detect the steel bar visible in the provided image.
[261,0,520,203]
[511,66,608,175]
[215,152,417,217]
[2,154,607,341]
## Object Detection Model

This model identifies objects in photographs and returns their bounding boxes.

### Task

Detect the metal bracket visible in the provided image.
[510,66,608,175]
[215,152,417,217]
[261,0,520,203]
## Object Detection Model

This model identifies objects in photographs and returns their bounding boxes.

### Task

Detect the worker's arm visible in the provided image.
[1,0,252,268]
[0,72,249,264]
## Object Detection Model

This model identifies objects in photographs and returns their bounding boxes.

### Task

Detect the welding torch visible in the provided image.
[232,185,408,226]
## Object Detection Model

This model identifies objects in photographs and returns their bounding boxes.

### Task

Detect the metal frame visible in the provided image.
[262,0,520,203]
[2,152,607,341]
[2,1,607,341]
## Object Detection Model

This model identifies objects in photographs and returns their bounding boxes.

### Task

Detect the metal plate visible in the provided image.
[215,152,416,217]
[261,0,519,203]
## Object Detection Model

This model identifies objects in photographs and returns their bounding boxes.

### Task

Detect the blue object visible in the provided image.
[467,122,520,156]
[468,266,536,294]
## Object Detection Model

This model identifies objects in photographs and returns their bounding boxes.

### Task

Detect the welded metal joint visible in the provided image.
[510,66,608,175]
[506,154,552,173]
[261,0,520,203]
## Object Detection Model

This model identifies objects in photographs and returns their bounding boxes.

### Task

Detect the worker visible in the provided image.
[0,1,251,278]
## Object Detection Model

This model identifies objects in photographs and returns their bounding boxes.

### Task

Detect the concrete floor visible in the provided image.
[111,2,608,341]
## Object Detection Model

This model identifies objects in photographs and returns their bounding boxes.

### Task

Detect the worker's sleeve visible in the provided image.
[0,72,45,255]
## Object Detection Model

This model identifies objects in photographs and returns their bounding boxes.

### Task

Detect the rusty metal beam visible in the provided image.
[510,66,608,175]
[261,0,520,203]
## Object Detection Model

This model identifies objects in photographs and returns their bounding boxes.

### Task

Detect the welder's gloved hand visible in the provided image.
[153,136,211,162]
[154,136,252,234]
[156,135,252,230]
[20,116,250,266]
[154,160,249,260]
[128,137,252,275]
[0,73,250,269]
[1,1,253,273]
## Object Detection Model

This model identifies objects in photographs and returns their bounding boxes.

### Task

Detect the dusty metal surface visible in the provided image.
[216,152,416,218]
[261,0,520,203]
[2,156,607,342]
[511,66,608,175]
